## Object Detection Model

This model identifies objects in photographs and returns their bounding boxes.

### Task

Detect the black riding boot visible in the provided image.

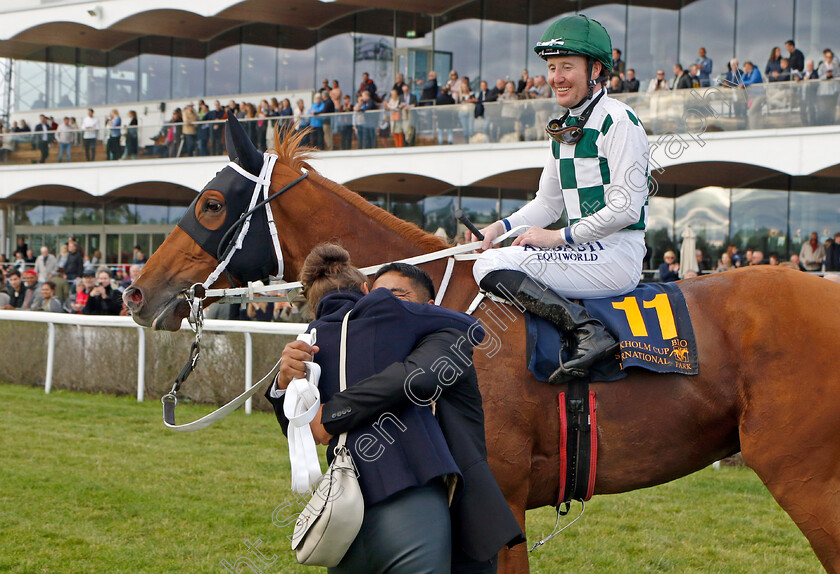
[479,270,618,384]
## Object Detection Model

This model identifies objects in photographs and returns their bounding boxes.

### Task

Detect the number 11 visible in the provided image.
[611,293,677,339]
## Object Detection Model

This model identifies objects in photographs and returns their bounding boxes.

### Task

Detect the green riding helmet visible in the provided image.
[534,14,613,74]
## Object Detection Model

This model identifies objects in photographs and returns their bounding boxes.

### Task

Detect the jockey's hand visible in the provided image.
[310,405,334,446]
[276,340,320,390]
[511,227,563,249]
[467,220,505,252]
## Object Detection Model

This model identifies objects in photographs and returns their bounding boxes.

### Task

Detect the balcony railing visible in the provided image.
[1,80,838,166]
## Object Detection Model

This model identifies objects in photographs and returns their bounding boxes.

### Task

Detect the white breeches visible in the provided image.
[473,230,646,299]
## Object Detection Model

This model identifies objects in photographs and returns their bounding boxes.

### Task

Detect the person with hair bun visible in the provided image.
[266,243,523,573]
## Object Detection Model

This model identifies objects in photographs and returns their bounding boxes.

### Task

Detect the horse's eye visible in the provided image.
[206,200,223,213]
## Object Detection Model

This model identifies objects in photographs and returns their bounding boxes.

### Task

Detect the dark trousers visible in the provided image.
[331,483,451,574]
[310,126,324,149]
[38,140,49,163]
[184,134,196,157]
[340,125,354,149]
[210,128,224,155]
[107,136,121,160]
[83,138,96,161]
[197,131,209,156]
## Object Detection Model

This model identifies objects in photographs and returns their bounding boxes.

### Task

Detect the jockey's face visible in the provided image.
[546,55,600,108]
[372,271,433,305]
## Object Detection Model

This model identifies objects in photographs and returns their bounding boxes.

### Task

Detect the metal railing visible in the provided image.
[0,309,306,412]
[2,79,838,166]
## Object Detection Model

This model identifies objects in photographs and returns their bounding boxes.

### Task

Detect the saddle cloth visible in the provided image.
[526,282,699,382]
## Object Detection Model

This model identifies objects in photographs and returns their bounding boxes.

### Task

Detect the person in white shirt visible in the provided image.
[56,117,75,162]
[81,108,100,161]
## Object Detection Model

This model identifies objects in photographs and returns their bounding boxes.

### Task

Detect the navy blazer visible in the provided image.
[271,288,484,506]
[320,327,526,562]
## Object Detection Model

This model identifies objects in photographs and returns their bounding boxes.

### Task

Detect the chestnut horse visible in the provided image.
[126,120,840,573]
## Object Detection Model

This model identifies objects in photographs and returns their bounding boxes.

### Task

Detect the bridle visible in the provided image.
[162,152,307,425]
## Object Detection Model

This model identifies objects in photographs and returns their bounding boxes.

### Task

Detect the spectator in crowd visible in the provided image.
[447,70,462,100]
[182,103,198,157]
[166,107,183,158]
[672,64,692,89]
[320,91,335,151]
[790,253,805,270]
[474,79,496,123]
[339,94,355,150]
[607,76,623,94]
[56,117,74,163]
[800,231,825,271]
[319,78,331,101]
[64,241,84,282]
[765,46,782,78]
[497,81,521,141]
[799,60,820,124]
[0,270,9,309]
[826,232,840,271]
[623,69,640,92]
[516,69,529,94]
[725,59,744,87]
[5,270,25,309]
[82,109,99,161]
[750,250,765,265]
[648,69,670,91]
[132,246,146,264]
[716,252,735,272]
[786,40,805,73]
[120,264,143,291]
[209,100,226,155]
[359,72,378,100]
[742,61,763,86]
[34,246,57,283]
[695,249,707,272]
[768,253,781,265]
[57,243,69,269]
[420,70,439,105]
[24,248,36,265]
[106,109,122,161]
[196,103,210,157]
[293,98,309,144]
[34,281,64,313]
[51,267,70,302]
[21,269,41,309]
[490,78,506,99]
[611,48,625,80]
[274,297,312,323]
[769,58,792,82]
[456,77,475,143]
[399,84,417,146]
[242,299,274,321]
[385,88,404,147]
[817,49,840,124]
[356,91,379,149]
[308,93,326,150]
[392,73,406,95]
[687,64,701,88]
[81,269,123,315]
[695,46,713,87]
[435,85,456,145]
[530,74,553,98]
[33,114,53,163]
[659,251,680,282]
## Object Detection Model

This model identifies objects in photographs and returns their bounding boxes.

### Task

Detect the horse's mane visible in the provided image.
[271,128,449,252]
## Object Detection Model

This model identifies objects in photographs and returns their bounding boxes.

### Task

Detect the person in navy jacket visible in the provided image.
[266,247,524,573]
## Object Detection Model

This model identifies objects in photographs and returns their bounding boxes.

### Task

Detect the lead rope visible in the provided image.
[529,500,586,552]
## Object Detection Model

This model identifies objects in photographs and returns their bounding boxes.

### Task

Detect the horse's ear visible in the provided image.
[225,113,263,175]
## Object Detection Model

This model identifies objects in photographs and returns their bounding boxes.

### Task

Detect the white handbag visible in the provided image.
[291,310,364,567]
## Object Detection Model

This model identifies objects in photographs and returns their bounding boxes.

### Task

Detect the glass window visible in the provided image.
[736,0,794,76]
[151,233,167,254]
[206,31,241,97]
[580,1,627,60]
[316,18,355,99]
[105,201,135,225]
[42,204,72,226]
[627,3,679,87]
[78,49,108,107]
[105,234,119,264]
[424,192,457,239]
[119,234,134,265]
[15,56,47,111]
[172,38,205,100]
[168,204,188,224]
[395,11,433,97]
[47,46,78,109]
[72,203,102,225]
[139,37,173,102]
[675,186,729,267]
[108,42,139,104]
[355,10,396,99]
[434,2,481,89]
[135,203,169,225]
[277,25,317,91]
[481,5,528,85]
[646,196,675,267]
[501,188,535,218]
[242,24,278,94]
[795,0,840,64]
[679,0,735,83]
[358,191,387,208]
[527,7,575,82]
[390,193,425,227]
[788,191,840,255]
[730,188,788,256]
[14,202,43,225]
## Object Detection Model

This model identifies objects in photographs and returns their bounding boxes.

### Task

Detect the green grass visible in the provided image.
[0,384,822,574]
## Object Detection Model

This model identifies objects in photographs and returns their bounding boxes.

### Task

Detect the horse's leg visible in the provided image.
[740,390,840,573]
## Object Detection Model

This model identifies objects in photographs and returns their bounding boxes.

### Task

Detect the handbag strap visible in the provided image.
[335,310,352,452]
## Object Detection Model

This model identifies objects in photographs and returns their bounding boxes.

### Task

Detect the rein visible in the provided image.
[162,152,526,429]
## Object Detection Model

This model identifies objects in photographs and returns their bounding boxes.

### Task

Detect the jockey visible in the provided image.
[467,14,650,383]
